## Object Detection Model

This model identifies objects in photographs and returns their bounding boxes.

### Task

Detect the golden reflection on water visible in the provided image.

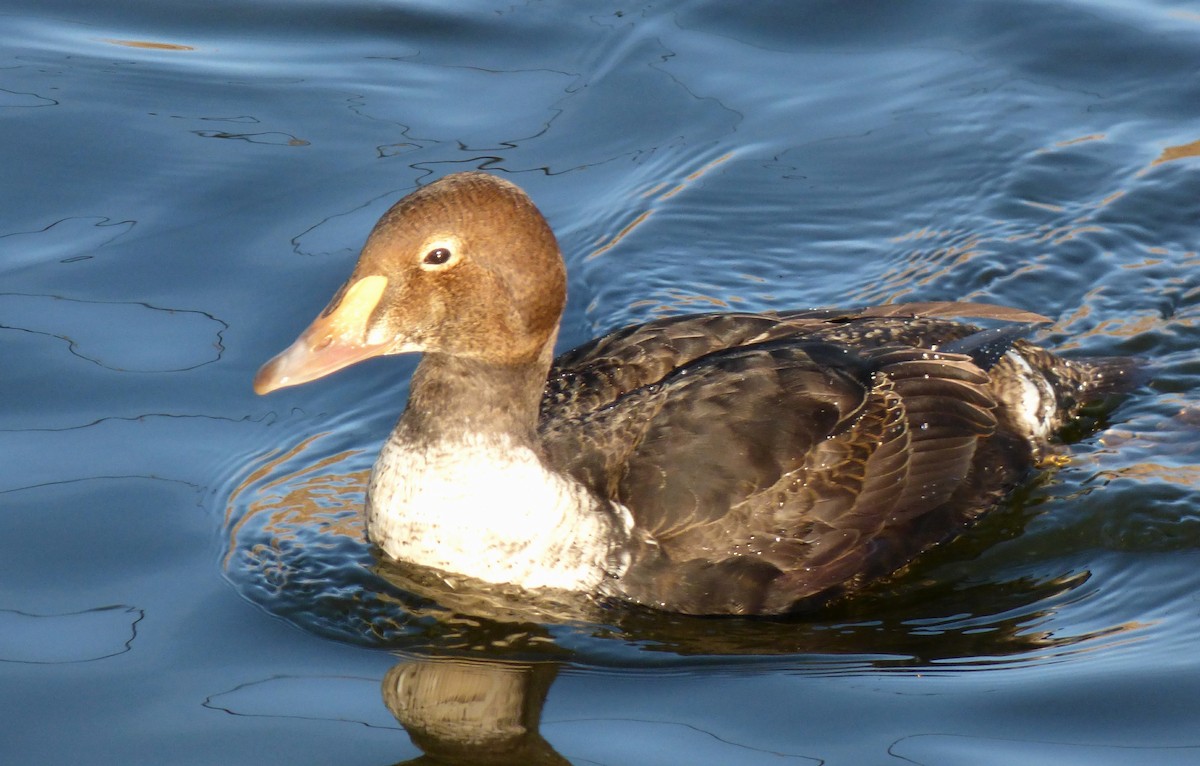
[1036,129,1200,174]
[855,229,987,305]
[223,433,368,572]
[626,288,738,315]
[1069,311,1166,340]
[863,131,1199,312]
[1090,400,1200,485]
[1051,133,1107,148]
[586,210,651,261]
[1095,462,1200,487]
[100,39,196,51]
[585,152,732,261]
[1149,138,1200,168]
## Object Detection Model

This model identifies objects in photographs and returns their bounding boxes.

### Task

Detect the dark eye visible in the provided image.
[423,247,452,265]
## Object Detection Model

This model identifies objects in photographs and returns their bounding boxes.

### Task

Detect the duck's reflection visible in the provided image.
[383,656,567,766]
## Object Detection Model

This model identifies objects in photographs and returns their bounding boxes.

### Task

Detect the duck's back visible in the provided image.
[538,303,1130,614]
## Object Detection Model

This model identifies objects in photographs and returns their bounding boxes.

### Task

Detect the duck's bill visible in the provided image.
[253,275,390,395]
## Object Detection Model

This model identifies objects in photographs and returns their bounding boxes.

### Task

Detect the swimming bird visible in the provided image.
[254,171,1130,615]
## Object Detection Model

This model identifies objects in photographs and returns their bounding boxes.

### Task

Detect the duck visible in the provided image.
[254,171,1131,616]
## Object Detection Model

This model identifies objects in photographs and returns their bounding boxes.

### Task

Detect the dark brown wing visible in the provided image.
[542,301,1047,416]
[753,348,1000,611]
[541,339,867,528]
[538,305,1042,614]
[616,342,870,539]
[543,312,789,416]
[812,301,1048,323]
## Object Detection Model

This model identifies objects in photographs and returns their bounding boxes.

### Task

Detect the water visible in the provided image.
[3,0,1199,762]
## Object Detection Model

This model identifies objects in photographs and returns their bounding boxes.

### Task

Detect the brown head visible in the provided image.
[254,172,567,394]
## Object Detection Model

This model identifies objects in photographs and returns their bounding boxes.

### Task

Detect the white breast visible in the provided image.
[365,431,631,592]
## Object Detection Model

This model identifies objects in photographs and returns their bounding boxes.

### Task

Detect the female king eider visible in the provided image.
[255,172,1131,616]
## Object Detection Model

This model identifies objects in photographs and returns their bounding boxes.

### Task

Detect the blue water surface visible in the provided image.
[3,0,1199,763]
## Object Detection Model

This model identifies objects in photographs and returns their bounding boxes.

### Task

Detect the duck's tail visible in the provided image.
[1053,354,1145,401]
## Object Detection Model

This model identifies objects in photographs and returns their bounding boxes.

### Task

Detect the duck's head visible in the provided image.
[254,172,566,395]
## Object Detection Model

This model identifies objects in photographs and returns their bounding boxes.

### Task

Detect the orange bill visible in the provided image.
[254,275,389,394]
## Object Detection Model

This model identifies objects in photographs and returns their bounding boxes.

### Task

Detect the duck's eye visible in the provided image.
[423,247,452,266]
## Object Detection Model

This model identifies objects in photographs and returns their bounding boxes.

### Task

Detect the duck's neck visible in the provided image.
[397,346,553,449]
